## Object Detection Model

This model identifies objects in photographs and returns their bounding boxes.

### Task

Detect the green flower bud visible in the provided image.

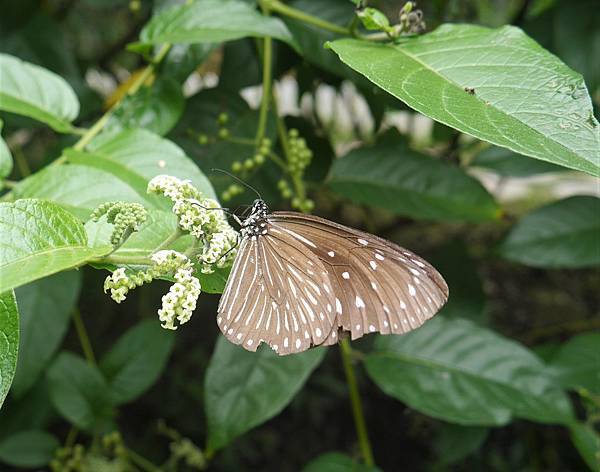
[231,161,242,173]
[217,112,229,125]
[254,153,265,165]
[288,128,299,138]
[244,158,254,170]
[217,128,229,139]
[291,197,301,209]
[198,133,209,145]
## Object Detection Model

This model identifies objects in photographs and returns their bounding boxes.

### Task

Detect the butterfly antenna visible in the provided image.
[211,168,263,200]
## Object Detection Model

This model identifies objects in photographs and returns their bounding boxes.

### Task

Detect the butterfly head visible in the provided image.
[240,199,269,238]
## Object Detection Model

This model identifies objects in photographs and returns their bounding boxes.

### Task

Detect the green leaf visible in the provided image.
[470,146,566,177]
[13,165,145,220]
[327,26,600,176]
[357,8,391,32]
[0,291,18,409]
[433,424,489,466]
[548,333,600,394]
[0,53,79,133]
[100,320,174,405]
[46,352,113,430]
[328,132,499,222]
[12,271,81,398]
[302,452,382,472]
[569,422,600,472]
[0,121,13,180]
[140,0,296,47]
[0,430,59,468]
[0,200,110,293]
[102,78,184,137]
[499,196,600,268]
[205,336,325,451]
[86,128,217,200]
[364,317,573,426]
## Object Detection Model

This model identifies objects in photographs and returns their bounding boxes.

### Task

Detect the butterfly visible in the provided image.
[217,199,448,355]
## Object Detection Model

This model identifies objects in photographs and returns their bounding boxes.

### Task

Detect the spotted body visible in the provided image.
[218,199,449,355]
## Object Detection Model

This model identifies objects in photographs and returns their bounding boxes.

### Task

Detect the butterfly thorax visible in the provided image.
[240,199,269,238]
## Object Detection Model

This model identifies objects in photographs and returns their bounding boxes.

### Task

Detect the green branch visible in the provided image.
[260,0,350,35]
[256,35,273,145]
[72,308,97,365]
[340,338,375,466]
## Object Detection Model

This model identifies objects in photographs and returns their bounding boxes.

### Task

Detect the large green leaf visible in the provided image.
[0,200,110,293]
[499,196,600,268]
[46,352,113,430]
[568,422,600,472]
[548,332,600,394]
[100,320,174,405]
[140,0,295,47]
[102,78,184,137]
[327,26,600,176]
[302,452,382,472]
[0,53,79,133]
[328,132,499,222]
[12,271,81,397]
[13,165,146,220]
[205,336,325,452]
[86,129,216,200]
[433,424,489,466]
[0,430,59,468]
[364,317,573,426]
[0,291,18,409]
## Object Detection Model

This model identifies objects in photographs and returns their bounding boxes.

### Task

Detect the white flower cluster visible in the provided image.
[103,267,152,303]
[153,251,201,330]
[148,175,238,273]
[103,250,202,330]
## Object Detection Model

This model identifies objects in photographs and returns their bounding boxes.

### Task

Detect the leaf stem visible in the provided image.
[255,34,273,145]
[154,228,184,252]
[72,308,97,365]
[339,338,375,466]
[261,0,350,35]
[126,447,162,472]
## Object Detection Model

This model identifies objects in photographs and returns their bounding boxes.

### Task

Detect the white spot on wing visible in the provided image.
[408,284,416,296]
[328,251,335,257]
[296,339,301,349]
[375,253,385,261]
[358,238,368,245]
[342,271,350,279]
[335,298,343,314]
[355,296,365,308]
[369,324,376,332]
[316,327,322,337]
[369,260,377,270]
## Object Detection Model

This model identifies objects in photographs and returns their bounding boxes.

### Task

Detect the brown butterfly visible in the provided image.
[217,199,448,355]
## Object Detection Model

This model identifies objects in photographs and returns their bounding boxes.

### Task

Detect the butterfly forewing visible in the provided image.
[269,213,448,341]
[217,203,448,356]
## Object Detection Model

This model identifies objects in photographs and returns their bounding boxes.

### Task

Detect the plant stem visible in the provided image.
[261,0,349,35]
[339,338,375,466]
[90,255,153,266]
[13,145,31,177]
[255,35,273,145]
[126,447,162,472]
[65,426,79,448]
[72,308,97,365]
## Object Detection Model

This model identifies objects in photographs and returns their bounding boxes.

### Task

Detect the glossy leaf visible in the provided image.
[100,320,174,404]
[0,53,79,132]
[12,271,81,397]
[569,422,600,472]
[0,430,59,468]
[328,132,499,222]
[0,291,18,409]
[13,165,145,220]
[470,146,565,177]
[499,196,600,268]
[364,317,573,426]
[303,452,382,472]
[549,332,600,394]
[46,352,113,430]
[433,424,489,466]
[140,0,295,47]
[327,26,600,176]
[0,200,110,292]
[86,128,216,200]
[205,336,325,451]
[103,78,184,137]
